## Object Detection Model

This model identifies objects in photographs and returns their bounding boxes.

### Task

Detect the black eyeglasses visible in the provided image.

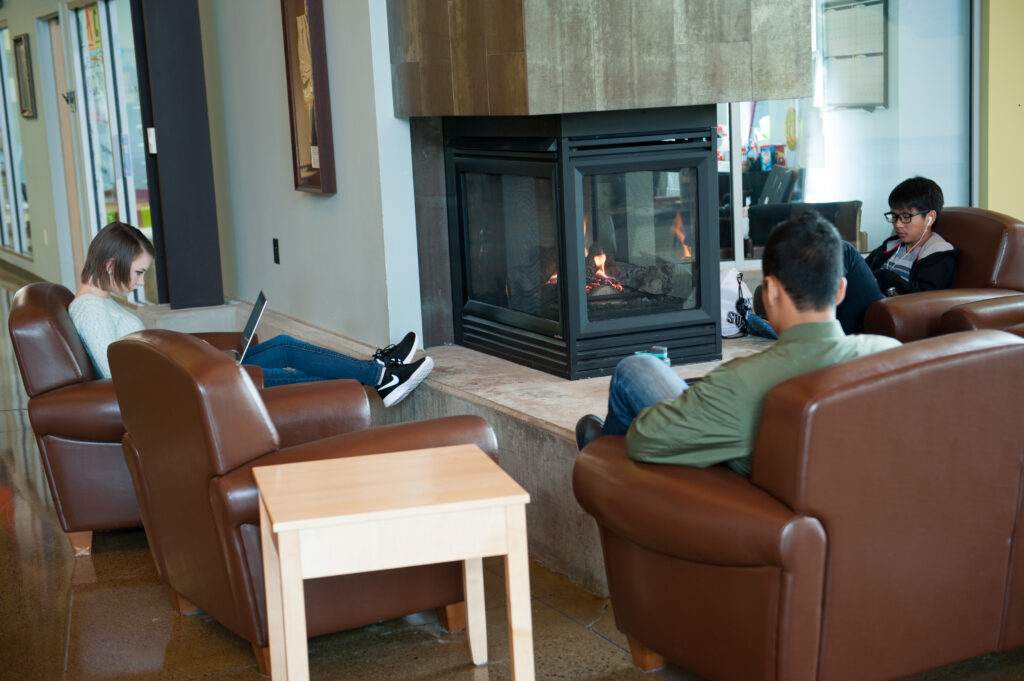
[884,210,927,225]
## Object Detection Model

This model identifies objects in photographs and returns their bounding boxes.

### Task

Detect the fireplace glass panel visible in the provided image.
[581,168,699,322]
[463,171,560,323]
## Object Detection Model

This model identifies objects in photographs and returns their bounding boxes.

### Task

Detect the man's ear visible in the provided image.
[835,276,848,306]
[105,258,115,274]
[763,275,780,308]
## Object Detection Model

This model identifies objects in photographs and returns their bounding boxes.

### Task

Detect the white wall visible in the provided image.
[200,0,421,347]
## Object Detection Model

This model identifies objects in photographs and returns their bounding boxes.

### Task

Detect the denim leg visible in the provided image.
[603,354,688,435]
[242,335,384,386]
[258,368,323,388]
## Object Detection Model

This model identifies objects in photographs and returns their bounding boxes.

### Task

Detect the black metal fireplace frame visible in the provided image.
[445,107,722,379]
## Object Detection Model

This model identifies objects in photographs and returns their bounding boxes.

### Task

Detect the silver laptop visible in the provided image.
[229,291,267,363]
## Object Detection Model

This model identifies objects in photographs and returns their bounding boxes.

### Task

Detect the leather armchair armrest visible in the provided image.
[863,288,1020,341]
[210,415,498,528]
[573,437,809,567]
[189,333,264,387]
[243,365,264,388]
[939,294,1024,334]
[260,379,371,448]
[190,331,249,352]
[28,380,124,441]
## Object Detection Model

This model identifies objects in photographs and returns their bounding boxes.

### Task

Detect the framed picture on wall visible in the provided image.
[280,0,336,194]
[13,34,37,119]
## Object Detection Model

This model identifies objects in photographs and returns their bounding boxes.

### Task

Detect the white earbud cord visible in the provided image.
[905,218,932,256]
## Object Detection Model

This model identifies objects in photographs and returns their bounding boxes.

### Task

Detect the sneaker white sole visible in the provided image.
[381,356,434,408]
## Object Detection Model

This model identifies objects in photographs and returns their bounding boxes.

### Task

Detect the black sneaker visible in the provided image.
[373,331,418,366]
[377,356,434,408]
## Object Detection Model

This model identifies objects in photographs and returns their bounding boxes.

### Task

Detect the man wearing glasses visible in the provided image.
[868,176,958,293]
[837,176,958,332]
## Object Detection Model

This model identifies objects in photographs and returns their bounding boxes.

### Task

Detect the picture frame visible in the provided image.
[13,34,36,119]
[280,0,335,194]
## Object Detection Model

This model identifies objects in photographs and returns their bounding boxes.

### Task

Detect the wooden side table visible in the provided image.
[253,444,534,680]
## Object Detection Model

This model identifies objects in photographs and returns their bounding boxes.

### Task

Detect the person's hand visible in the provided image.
[873,268,905,294]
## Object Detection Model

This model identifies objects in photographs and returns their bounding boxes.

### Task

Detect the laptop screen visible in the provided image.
[237,291,267,364]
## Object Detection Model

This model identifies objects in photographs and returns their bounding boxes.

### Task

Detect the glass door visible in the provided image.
[579,165,700,323]
[69,0,153,301]
[454,154,562,335]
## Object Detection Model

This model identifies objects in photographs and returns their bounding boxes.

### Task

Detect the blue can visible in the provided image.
[634,345,670,366]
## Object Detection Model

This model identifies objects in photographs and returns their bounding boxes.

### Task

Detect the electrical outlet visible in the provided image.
[273,238,280,264]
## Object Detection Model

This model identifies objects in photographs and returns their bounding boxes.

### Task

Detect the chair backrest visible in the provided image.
[748,200,862,247]
[111,330,278,476]
[8,282,97,396]
[934,206,1024,290]
[752,331,1024,681]
[109,330,279,634]
[758,165,799,204]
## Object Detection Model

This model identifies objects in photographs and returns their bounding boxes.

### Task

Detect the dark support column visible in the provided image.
[128,0,166,303]
[138,0,223,309]
[410,117,454,346]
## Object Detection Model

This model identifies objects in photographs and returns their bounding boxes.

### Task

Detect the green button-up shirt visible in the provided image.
[625,321,901,476]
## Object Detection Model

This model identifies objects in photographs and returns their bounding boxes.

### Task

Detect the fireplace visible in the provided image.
[445,106,721,379]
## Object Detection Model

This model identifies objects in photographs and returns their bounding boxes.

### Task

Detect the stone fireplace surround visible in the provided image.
[389,0,813,350]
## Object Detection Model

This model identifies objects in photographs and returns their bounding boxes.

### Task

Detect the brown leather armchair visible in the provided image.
[108,329,499,673]
[863,206,1024,341]
[574,331,1024,681]
[939,294,1024,337]
[7,282,255,556]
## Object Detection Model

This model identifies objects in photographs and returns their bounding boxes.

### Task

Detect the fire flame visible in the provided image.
[586,252,623,293]
[672,211,692,259]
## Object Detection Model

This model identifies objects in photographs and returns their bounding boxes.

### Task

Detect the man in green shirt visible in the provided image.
[575,212,901,476]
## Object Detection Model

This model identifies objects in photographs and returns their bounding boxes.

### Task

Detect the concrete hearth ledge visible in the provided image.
[138,299,772,595]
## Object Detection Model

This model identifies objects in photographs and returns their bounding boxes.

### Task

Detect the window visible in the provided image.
[719,0,971,266]
[69,0,153,299]
[0,27,32,255]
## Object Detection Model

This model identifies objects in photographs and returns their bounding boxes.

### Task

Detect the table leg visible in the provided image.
[260,498,287,679]
[463,557,488,665]
[504,504,534,681]
[278,530,309,681]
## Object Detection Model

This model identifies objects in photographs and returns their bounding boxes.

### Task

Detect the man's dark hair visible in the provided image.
[888,176,944,218]
[762,211,843,312]
[80,221,155,291]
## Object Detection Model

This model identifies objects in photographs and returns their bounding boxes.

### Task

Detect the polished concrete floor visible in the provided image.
[4,271,1024,680]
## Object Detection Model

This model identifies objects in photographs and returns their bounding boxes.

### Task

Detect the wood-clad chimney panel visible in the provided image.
[387,0,528,116]
[387,0,456,117]
[387,0,811,117]
[450,0,490,115]
[751,0,813,102]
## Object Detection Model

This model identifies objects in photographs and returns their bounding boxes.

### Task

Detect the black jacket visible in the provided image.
[865,234,959,295]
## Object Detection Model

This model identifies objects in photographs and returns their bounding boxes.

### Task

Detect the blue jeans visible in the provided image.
[603,354,689,435]
[242,335,383,388]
